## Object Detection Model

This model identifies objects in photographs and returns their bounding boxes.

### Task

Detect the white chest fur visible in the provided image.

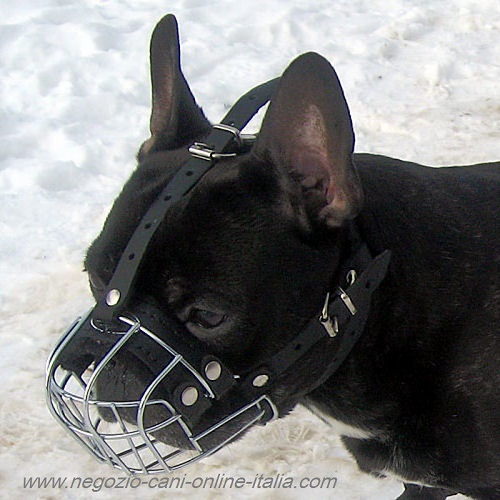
[304,403,373,439]
[303,404,442,490]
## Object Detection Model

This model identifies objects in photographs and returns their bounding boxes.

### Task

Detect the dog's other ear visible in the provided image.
[254,52,363,228]
[139,15,210,159]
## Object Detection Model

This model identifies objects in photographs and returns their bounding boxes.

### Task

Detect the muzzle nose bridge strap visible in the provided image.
[95,77,280,323]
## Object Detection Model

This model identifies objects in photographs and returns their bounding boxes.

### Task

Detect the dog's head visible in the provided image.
[48,15,365,471]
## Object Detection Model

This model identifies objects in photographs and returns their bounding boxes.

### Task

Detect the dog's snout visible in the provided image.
[46,308,275,473]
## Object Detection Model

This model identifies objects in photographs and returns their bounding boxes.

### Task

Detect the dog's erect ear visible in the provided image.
[139,15,210,158]
[254,52,363,227]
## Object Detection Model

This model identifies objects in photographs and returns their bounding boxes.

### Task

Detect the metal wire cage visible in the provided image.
[45,311,276,475]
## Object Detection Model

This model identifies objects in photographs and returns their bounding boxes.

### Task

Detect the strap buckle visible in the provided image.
[337,287,357,316]
[188,123,242,161]
[188,143,238,161]
[319,292,339,338]
[319,284,358,338]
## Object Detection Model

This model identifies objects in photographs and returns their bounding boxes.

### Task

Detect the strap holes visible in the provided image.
[128,253,135,261]
[294,343,302,351]
[186,170,194,177]
[144,222,152,230]
[164,194,172,202]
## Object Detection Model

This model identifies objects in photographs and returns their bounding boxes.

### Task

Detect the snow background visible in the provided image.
[1,0,498,498]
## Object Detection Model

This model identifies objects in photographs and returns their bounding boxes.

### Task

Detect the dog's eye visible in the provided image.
[188,308,227,329]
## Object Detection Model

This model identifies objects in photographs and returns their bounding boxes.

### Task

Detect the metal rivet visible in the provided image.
[204,361,222,381]
[106,289,121,306]
[181,387,199,406]
[252,374,269,388]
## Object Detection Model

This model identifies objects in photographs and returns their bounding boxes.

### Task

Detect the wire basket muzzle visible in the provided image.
[46,308,276,474]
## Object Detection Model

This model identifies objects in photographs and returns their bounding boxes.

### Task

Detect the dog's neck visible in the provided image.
[243,223,391,403]
[334,222,376,289]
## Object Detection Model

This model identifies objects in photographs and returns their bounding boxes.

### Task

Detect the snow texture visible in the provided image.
[1,0,498,498]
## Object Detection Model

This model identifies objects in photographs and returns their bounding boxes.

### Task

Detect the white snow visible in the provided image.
[1,0,498,498]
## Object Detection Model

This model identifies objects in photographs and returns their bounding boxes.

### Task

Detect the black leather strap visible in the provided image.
[90,73,391,410]
[319,249,391,378]
[94,78,280,322]
[246,246,391,386]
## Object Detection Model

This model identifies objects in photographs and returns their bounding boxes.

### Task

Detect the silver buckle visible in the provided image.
[188,143,238,161]
[337,287,357,316]
[319,292,339,337]
[319,285,358,338]
[213,123,242,146]
[188,123,242,161]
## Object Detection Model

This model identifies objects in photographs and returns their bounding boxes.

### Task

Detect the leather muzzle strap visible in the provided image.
[94,78,280,322]
[243,246,391,393]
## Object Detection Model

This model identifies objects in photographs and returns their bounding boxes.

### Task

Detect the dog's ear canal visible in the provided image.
[139,15,210,158]
[254,52,363,228]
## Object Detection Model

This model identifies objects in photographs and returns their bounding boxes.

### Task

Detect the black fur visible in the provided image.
[84,15,499,499]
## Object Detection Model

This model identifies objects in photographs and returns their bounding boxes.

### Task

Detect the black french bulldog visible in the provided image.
[84,15,499,500]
